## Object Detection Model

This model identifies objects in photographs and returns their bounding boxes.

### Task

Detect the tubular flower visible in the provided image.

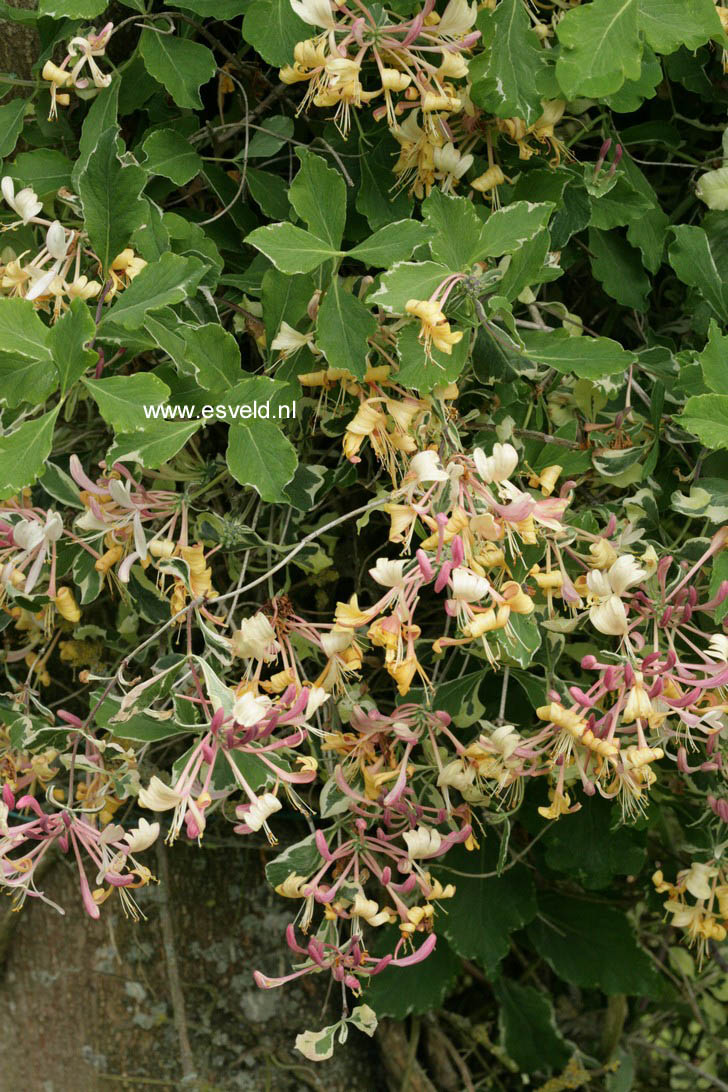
[405,298,463,356]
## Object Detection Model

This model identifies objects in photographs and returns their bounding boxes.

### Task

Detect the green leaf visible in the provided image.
[261,267,315,347]
[181,324,243,390]
[8,149,73,194]
[0,297,53,363]
[356,134,414,231]
[638,0,723,53]
[82,374,171,433]
[169,0,251,15]
[469,0,545,125]
[669,225,728,322]
[421,669,485,727]
[316,277,377,380]
[244,115,294,159]
[494,979,570,1074]
[0,353,58,409]
[0,408,59,501]
[396,320,468,393]
[543,796,646,889]
[604,46,662,111]
[423,189,490,269]
[141,128,202,185]
[0,98,26,159]
[107,420,202,468]
[242,0,309,66]
[363,933,460,1018]
[106,712,189,742]
[48,299,98,396]
[347,220,431,268]
[529,894,663,995]
[368,261,451,313]
[519,329,635,378]
[289,149,347,250]
[477,201,554,260]
[72,83,120,190]
[139,29,216,110]
[99,253,206,331]
[246,167,290,220]
[38,0,106,14]
[78,127,147,273]
[226,419,298,502]
[556,0,642,98]
[588,228,650,310]
[265,833,320,887]
[680,394,728,450]
[697,319,728,393]
[436,841,537,975]
[246,223,342,274]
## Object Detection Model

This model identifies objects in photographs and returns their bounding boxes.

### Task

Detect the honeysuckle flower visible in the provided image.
[236,792,282,833]
[26,220,70,302]
[233,691,273,726]
[696,166,728,210]
[405,298,463,355]
[138,775,184,812]
[682,862,717,901]
[408,450,449,483]
[430,0,477,40]
[432,142,473,192]
[437,759,476,792]
[305,686,330,717]
[290,0,338,28]
[474,443,518,484]
[1,176,42,224]
[233,612,279,660]
[351,892,395,927]
[450,569,489,602]
[67,23,113,89]
[369,558,407,588]
[403,825,442,859]
[586,555,646,636]
[270,321,317,359]
[12,511,63,593]
[706,634,728,661]
[123,818,160,854]
[538,788,573,820]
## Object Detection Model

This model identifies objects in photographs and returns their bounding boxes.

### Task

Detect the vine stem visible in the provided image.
[155,838,197,1086]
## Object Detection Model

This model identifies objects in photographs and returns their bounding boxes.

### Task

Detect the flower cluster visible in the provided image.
[0,177,145,316]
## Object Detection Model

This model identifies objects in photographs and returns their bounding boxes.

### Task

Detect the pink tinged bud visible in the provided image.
[657,556,672,588]
[604,514,617,537]
[201,740,215,763]
[559,479,576,498]
[451,536,465,568]
[658,607,673,628]
[582,779,596,796]
[391,933,437,967]
[381,867,392,885]
[548,689,561,703]
[608,144,623,176]
[416,549,434,581]
[603,667,618,690]
[581,654,598,671]
[665,649,677,669]
[355,817,367,834]
[17,794,45,817]
[647,678,663,699]
[434,561,453,594]
[569,686,592,708]
[444,599,458,617]
[253,970,273,989]
[344,974,361,991]
[677,747,689,773]
[210,707,226,732]
[58,709,83,727]
[623,662,635,687]
[315,829,334,862]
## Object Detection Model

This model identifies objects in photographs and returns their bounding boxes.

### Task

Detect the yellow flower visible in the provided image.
[538,789,573,820]
[55,586,80,623]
